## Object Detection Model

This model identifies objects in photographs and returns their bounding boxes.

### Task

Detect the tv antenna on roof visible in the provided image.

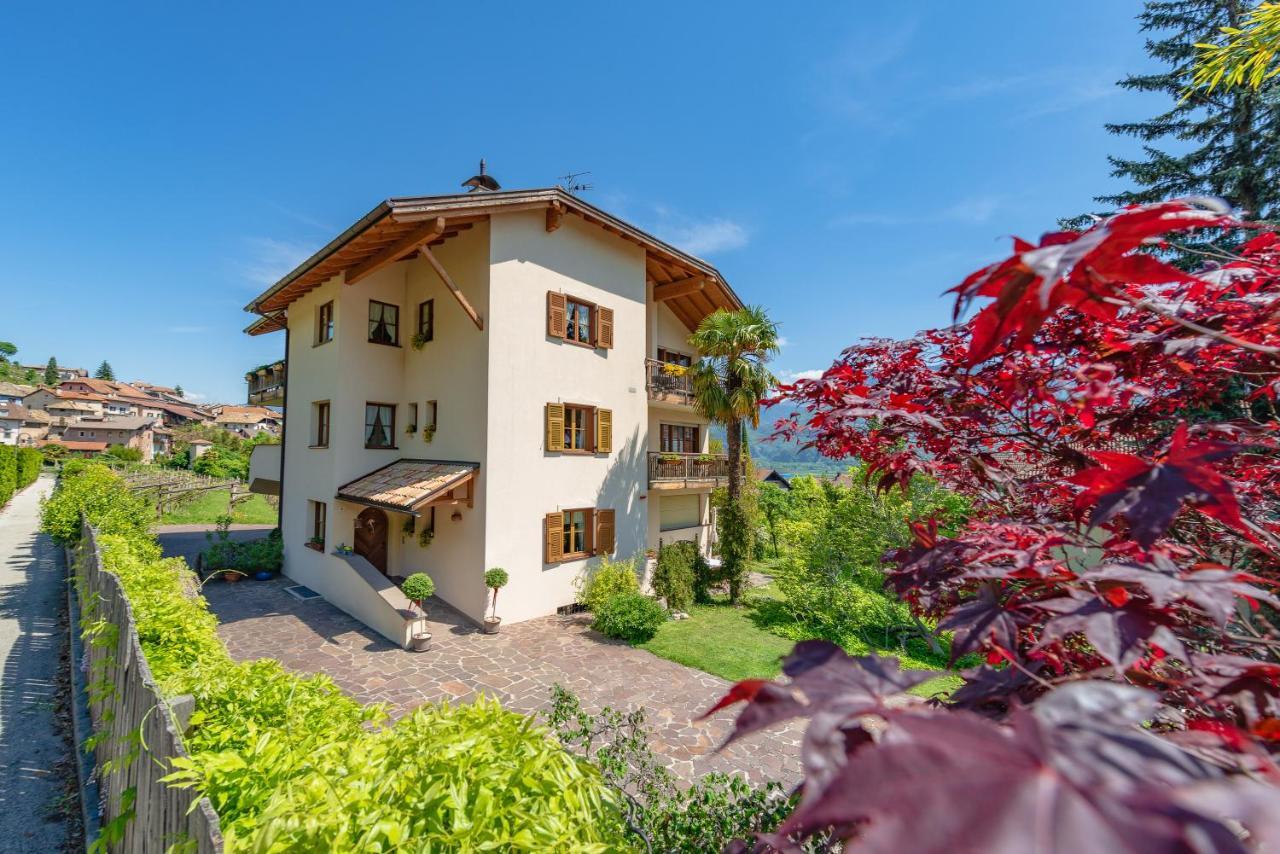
[557,171,593,194]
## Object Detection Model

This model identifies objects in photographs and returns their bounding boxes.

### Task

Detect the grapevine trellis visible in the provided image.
[119,468,255,519]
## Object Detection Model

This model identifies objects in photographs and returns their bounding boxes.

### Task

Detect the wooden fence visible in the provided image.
[119,468,246,519]
[77,520,224,852]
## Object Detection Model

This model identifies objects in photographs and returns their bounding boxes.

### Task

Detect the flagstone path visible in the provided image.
[196,576,801,784]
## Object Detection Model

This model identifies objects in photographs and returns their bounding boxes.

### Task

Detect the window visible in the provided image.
[312,401,330,448]
[660,424,699,453]
[364,403,396,449]
[565,297,594,345]
[407,402,418,433]
[316,301,334,345]
[544,508,615,563]
[563,404,593,451]
[657,348,692,367]
[368,300,399,345]
[426,400,438,429]
[417,299,434,343]
[562,509,594,559]
[309,500,327,547]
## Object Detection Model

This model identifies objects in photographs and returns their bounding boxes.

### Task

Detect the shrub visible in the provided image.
[547,685,793,851]
[46,463,626,850]
[401,572,435,604]
[576,555,639,612]
[40,462,151,545]
[0,445,14,508]
[104,444,143,463]
[652,541,696,611]
[592,593,667,643]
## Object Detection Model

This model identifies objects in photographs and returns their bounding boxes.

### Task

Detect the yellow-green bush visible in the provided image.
[45,463,627,851]
[575,555,640,612]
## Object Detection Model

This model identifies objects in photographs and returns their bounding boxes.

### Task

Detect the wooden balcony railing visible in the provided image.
[648,452,732,487]
[645,358,695,405]
[246,360,286,405]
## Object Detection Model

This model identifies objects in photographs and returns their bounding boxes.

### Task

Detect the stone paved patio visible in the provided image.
[201,578,801,784]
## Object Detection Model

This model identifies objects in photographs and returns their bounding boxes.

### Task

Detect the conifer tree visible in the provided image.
[44,357,58,386]
[95,360,115,381]
[1101,0,1280,219]
[174,384,184,398]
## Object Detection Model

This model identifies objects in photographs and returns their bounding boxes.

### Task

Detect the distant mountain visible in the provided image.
[710,402,854,476]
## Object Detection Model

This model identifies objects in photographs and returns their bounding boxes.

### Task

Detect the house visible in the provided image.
[0,382,35,405]
[55,415,165,462]
[21,364,87,382]
[46,439,109,458]
[754,467,792,490]
[213,405,282,436]
[187,438,214,465]
[17,408,50,447]
[242,182,745,647]
[23,387,106,418]
[0,402,32,445]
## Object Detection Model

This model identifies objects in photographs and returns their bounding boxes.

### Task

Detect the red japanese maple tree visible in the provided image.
[711,200,1280,851]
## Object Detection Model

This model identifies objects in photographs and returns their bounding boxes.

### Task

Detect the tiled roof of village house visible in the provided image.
[62,415,160,431]
[0,382,36,397]
[336,460,479,514]
[214,406,280,424]
[46,439,109,452]
[244,187,745,333]
[0,403,33,421]
[46,400,98,412]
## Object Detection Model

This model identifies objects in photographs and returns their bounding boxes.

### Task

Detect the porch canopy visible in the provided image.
[335,459,478,516]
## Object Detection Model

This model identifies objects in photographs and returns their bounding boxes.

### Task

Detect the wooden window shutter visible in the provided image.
[596,306,614,349]
[544,512,564,563]
[545,403,565,451]
[595,408,613,454]
[595,509,616,556]
[547,291,567,338]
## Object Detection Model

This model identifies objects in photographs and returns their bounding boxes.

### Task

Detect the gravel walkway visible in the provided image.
[197,576,801,785]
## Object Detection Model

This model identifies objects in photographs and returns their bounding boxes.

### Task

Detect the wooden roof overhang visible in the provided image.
[335,459,479,517]
[245,188,743,335]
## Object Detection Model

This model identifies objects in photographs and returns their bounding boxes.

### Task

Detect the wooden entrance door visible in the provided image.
[354,507,389,574]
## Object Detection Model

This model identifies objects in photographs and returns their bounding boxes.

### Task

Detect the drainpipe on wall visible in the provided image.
[277,319,289,533]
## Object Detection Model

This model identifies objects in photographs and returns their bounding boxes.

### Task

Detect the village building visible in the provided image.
[242,182,742,647]
[54,415,168,462]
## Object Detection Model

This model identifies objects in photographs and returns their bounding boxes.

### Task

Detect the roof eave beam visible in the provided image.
[653,276,706,301]
[419,245,484,331]
[345,217,447,286]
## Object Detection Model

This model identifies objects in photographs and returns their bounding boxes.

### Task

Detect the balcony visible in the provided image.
[648,452,731,489]
[246,360,286,406]
[645,358,695,407]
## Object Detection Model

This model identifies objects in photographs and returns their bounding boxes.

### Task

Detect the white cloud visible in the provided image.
[776,336,790,348]
[831,194,1004,228]
[776,368,824,383]
[182,391,208,401]
[240,237,317,288]
[663,218,749,256]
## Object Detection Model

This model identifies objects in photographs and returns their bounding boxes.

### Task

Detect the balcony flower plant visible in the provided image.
[401,572,435,652]
[483,567,509,634]
[422,424,436,443]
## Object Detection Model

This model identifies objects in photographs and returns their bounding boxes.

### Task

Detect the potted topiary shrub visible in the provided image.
[483,567,509,634]
[402,572,435,651]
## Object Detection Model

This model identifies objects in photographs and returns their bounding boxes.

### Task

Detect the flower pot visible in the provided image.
[482,617,502,634]
[254,571,274,581]
[411,632,432,652]
[223,571,241,583]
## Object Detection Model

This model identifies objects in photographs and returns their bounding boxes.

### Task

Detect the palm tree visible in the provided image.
[689,306,779,601]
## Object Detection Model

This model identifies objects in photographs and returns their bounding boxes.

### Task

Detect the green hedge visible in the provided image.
[44,463,626,851]
[0,446,37,509]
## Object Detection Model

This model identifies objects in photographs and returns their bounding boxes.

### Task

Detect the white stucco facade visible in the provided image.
[264,196,729,646]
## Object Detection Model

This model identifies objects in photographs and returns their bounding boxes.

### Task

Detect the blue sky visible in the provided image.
[0,2,1159,403]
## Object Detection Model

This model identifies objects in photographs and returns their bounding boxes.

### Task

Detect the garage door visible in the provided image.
[659,494,701,532]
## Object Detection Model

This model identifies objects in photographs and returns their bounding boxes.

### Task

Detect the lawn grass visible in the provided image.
[158,489,277,526]
[638,584,964,699]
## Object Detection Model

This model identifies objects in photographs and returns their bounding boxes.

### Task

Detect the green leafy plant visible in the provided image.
[485,567,509,620]
[46,463,625,850]
[546,685,795,851]
[401,572,435,607]
[411,330,431,350]
[422,424,436,443]
[417,526,434,548]
[652,541,696,612]
[592,593,667,643]
[575,556,639,612]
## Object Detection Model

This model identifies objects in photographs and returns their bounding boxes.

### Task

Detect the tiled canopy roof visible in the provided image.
[336,459,479,514]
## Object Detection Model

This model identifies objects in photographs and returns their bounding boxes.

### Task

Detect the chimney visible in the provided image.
[461,159,501,193]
